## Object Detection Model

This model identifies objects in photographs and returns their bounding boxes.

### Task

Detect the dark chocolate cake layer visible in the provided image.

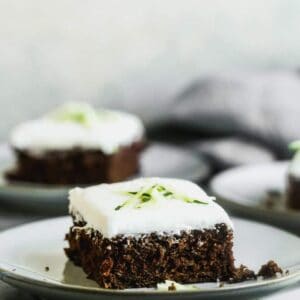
[287,175,300,210]
[65,220,235,289]
[6,141,144,185]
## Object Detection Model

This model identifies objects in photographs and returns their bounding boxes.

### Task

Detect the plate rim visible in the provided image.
[0,216,300,297]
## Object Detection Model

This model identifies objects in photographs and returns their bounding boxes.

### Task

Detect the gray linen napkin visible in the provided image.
[152,70,300,159]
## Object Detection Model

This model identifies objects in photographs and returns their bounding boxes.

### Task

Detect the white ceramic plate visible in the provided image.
[210,161,300,235]
[0,217,300,300]
[0,143,209,214]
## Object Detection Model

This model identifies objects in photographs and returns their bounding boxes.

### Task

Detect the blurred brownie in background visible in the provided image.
[6,102,145,185]
[287,141,300,209]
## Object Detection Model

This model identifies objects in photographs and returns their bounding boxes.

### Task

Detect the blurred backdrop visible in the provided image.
[1,0,300,159]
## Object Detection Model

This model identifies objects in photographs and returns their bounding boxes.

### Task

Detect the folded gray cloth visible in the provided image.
[162,70,300,158]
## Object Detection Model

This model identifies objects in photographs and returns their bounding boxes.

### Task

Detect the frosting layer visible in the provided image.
[289,151,300,178]
[69,177,233,238]
[10,104,144,154]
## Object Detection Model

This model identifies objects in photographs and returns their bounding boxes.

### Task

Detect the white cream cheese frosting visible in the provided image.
[288,141,300,178]
[10,102,144,155]
[69,177,233,238]
[289,151,300,178]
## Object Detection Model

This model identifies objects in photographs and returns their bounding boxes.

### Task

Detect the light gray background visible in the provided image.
[1,0,300,140]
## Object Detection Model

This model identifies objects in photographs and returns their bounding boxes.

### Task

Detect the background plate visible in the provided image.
[0,217,300,300]
[210,161,300,235]
[0,143,209,214]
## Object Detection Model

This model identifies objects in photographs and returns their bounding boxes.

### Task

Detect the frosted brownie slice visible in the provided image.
[287,141,300,209]
[6,102,145,185]
[65,177,235,289]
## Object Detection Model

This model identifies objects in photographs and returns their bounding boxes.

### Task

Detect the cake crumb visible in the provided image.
[168,282,176,291]
[229,264,256,283]
[285,270,290,275]
[45,266,50,272]
[257,260,283,279]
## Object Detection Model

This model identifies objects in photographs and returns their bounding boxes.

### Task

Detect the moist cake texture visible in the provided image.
[65,177,235,289]
[6,102,145,184]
